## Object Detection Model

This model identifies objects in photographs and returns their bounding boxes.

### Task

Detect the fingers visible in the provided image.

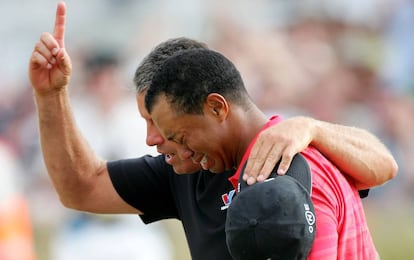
[32,2,67,70]
[243,117,314,185]
[248,143,284,183]
[32,32,60,69]
[55,47,71,75]
[256,146,296,178]
[53,2,66,48]
[243,140,266,183]
[244,143,296,185]
[258,146,285,179]
[244,140,284,185]
[30,51,51,70]
[275,148,295,175]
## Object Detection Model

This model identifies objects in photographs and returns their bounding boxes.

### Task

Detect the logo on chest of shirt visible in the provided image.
[220,189,236,210]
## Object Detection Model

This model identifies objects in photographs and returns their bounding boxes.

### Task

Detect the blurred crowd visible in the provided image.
[1,0,413,259]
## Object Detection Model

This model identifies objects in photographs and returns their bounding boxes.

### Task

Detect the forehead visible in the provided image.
[150,95,194,138]
[136,91,149,118]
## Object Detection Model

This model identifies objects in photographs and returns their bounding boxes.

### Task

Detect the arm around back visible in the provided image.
[244,116,398,189]
[310,117,398,189]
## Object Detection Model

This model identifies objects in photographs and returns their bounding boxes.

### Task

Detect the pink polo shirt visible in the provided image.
[229,116,377,259]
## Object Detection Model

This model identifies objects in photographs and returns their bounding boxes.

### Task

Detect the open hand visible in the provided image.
[243,117,313,185]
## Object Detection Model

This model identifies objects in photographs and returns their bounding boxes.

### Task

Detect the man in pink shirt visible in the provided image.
[228,115,378,259]
[146,48,381,259]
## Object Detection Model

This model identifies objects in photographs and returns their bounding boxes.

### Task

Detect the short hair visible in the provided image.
[133,37,208,93]
[145,49,250,115]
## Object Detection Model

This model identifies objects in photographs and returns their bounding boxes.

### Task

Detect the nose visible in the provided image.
[146,124,165,147]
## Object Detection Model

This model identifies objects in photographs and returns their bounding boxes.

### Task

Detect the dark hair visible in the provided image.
[133,37,208,93]
[145,49,250,115]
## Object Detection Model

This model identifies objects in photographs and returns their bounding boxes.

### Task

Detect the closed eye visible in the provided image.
[179,135,185,145]
[166,133,184,145]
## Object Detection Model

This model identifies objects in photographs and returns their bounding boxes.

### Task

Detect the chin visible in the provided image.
[207,164,225,174]
[208,168,222,174]
[173,164,202,174]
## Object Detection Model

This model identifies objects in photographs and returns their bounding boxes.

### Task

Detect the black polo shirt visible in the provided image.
[108,155,235,260]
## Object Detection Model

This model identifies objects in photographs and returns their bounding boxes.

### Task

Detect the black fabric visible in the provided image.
[225,154,316,260]
[107,155,235,260]
[107,154,366,259]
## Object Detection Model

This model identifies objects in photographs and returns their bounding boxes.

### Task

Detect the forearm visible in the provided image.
[310,118,398,189]
[34,88,106,207]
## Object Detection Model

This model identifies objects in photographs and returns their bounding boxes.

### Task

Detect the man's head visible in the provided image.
[134,37,207,174]
[145,49,253,173]
[134,37,208,94]
[145,48,250,115]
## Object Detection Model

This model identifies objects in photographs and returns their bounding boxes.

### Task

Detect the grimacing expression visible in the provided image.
[149,94,233,173]
[136,92,201,174]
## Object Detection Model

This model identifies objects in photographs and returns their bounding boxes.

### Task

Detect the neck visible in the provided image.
[227,104,268,167]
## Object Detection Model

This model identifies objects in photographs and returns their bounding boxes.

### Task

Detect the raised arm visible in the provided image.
[29,2,138,214]
[244,116,398,189]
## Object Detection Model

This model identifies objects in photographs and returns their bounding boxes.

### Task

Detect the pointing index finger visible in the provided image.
[53,1,66,48]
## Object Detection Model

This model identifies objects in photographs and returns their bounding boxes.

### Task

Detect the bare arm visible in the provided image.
[29,2,139,214]
[244,116,398,189]
[310,118,398,189]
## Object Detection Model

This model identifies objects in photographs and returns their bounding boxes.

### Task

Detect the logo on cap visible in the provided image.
[304,203,315,233]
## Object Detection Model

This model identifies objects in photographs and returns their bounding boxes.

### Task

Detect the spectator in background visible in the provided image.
[0,139,36,260]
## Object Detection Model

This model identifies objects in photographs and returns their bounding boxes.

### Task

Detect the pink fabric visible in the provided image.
[303,146,377,259]
[229,116,377,259]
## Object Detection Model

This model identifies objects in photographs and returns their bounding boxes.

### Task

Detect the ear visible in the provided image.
[204,93,229,121]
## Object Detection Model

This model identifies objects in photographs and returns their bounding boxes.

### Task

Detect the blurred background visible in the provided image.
[1,0,413,259]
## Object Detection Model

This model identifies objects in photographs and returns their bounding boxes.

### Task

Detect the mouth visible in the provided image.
[164,153,175,165]
[163,151,212,170]
[198,155,211,170]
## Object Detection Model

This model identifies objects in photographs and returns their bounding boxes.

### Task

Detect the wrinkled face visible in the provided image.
[149,94,233,173]
[136,92,201,174]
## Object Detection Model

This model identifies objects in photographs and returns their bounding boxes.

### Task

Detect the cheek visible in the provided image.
[200,135,226,159]
[185,126,221,153]
[164,142,180,153]
[188,137,216,154]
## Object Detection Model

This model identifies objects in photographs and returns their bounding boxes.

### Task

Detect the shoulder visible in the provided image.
[108,154,169,171]
[301,147,360,209]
